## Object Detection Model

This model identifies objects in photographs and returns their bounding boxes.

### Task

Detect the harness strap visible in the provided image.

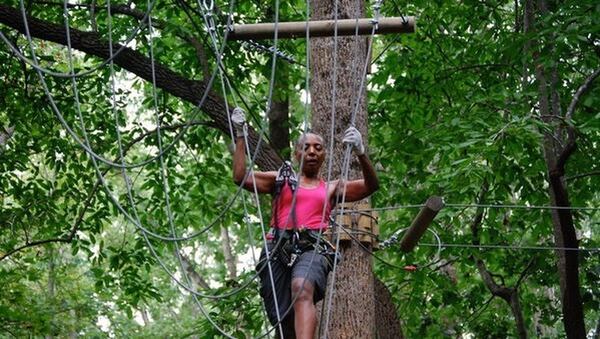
[269,229,340,267]
[273,161,299,229]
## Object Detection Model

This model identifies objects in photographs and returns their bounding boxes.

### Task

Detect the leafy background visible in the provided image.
[0,0,598,337]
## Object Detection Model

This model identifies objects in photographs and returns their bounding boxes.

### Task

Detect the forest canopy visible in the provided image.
[0,0,598,337]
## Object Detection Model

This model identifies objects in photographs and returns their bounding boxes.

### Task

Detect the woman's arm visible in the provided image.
[231,108,276,193]
[334,127,379,202]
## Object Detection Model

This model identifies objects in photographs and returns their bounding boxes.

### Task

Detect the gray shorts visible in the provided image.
[257,241,332,326]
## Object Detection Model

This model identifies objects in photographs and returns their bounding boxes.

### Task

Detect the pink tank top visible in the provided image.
[271,180,332,230]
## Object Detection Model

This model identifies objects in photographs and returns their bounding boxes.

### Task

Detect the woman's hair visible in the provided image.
[294,131,325,151]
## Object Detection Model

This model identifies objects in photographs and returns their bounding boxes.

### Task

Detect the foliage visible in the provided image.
[0,0,598,337]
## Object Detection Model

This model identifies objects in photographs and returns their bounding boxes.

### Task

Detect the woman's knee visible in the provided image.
[291,279,314,302]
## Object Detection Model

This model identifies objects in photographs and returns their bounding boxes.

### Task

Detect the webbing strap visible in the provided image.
[273,161,299,229]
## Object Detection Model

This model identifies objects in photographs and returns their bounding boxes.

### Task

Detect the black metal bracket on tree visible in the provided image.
[399,196,444,253]
[228,17,416,40]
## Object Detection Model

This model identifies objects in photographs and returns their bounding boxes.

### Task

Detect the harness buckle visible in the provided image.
[274,161,298,194]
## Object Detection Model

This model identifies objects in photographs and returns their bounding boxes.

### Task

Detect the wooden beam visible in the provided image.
[399,196,444,253]
[229,17,415,40]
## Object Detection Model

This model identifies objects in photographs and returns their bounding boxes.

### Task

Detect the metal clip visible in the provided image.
[275,161,298,194]
[288,253,297,267]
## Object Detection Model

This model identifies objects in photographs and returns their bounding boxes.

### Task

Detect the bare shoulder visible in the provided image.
[326,179,340,196]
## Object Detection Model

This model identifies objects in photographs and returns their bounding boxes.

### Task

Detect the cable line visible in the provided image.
[0,0,158,78]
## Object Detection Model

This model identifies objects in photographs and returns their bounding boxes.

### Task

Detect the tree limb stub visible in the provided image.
[0,4,282,171]
[399,196,444,253]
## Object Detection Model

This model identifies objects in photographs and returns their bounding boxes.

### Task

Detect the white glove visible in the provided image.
[343,126,365,155]
[231,107,247,138]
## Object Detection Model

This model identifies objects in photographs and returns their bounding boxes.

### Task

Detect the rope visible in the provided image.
[0,0,158,79]
[18,0,255,243]
[322,1,384,336]
[16,23,232,171]
[444,203,600,211]
[317,0,342,335]
[335,203,600,214]
[418,242,600,253]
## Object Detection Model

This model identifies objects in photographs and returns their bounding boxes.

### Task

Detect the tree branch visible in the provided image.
[0,118,211,262]
[0,181,95,262]
[515,257,536,288]
[565,68,600,121]
[0,3,282,171]
[553,68,600,174]
[565,170,600,181]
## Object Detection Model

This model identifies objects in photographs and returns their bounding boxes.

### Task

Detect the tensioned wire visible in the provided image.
[13,1,241,171]
[16,0,260,243]
[43,0,273,304]
[187,0,294,336]
[0,0,158,79]
[316,0,343,335]
[58,0,254,300]
[337,203,600,213]
[332,219,443,271]
[77,2,278,337]
[20,0,338,336]
[322,1,385,336]
[417,242,600,252]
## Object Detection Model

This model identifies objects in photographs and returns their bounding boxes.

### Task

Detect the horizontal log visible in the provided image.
[400,196,444,253]
[229,16,415,40]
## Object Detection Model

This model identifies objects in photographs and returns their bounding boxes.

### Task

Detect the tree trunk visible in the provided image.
[265,9,291,159]
[220,225,237,280]
[310,1,397,338]
[524,1,586,337]
[178,252,211,290]
[46,246,56,339]
[374,278,404,338]
[476,260,528,339]
[471,183,528,338]
[268,95,290,158]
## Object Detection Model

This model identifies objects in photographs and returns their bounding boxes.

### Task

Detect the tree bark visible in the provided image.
[220,225,237,280]
[265,8,290,158]
[475,259,528,339]
[470,183,528,338]
[268,62,290,157]
[0,4,282,171]
[524,1,586,337]
[268,93,290,157]
[179,252,210,290]
[46,246,56,339]
[374,278,404,338]
[310,1,398,338]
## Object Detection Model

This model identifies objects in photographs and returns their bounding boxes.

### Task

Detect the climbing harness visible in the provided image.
[268,228,340,268]
[274,160,298,195]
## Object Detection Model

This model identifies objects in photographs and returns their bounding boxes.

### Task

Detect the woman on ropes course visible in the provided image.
[230,107,379,338]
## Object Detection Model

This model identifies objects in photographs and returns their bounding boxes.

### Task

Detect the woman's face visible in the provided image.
[295,133,325,176]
